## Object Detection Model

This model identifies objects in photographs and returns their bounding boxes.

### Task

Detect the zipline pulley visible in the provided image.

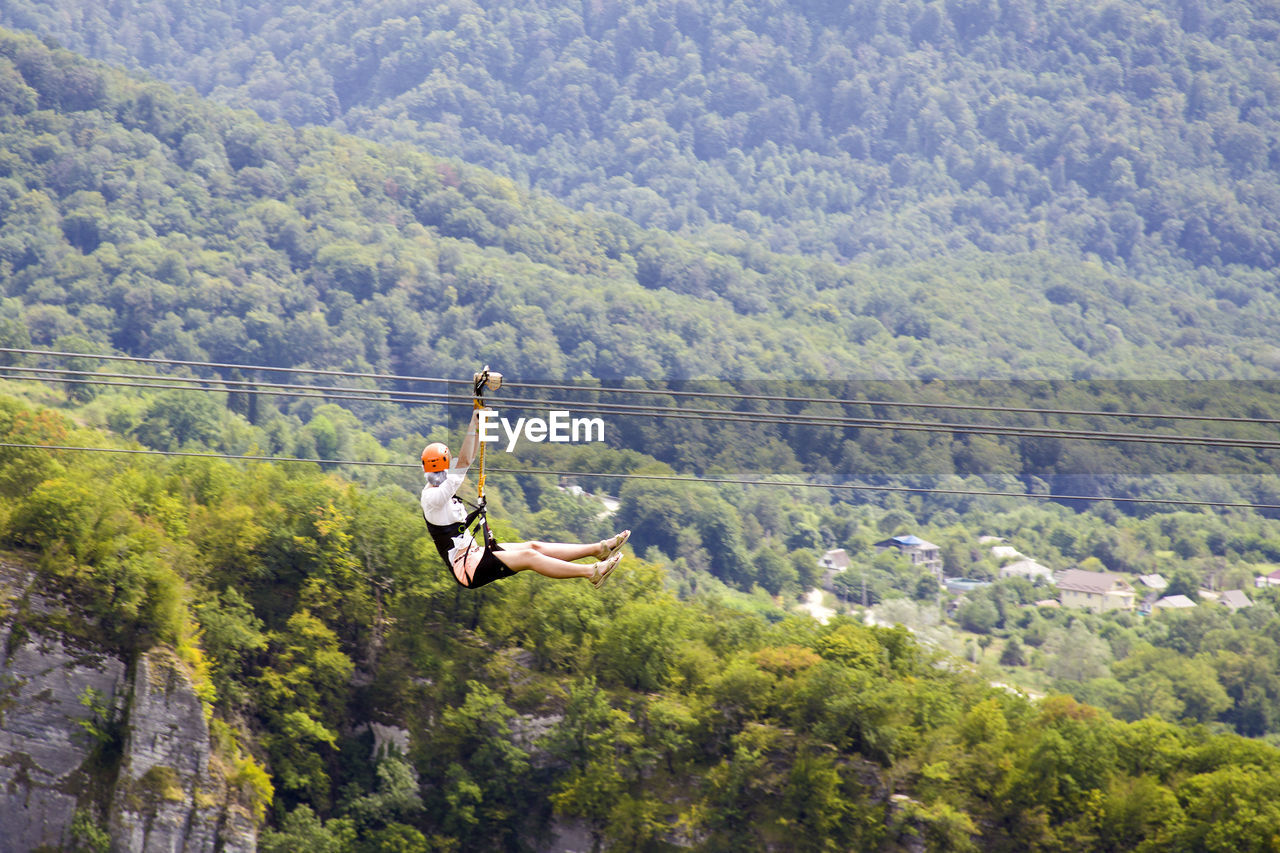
[472,366,501,499]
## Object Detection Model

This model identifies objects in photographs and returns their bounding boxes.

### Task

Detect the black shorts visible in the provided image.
[462,543,516,589]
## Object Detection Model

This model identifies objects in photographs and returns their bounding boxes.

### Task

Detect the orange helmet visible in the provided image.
[421,442,450,472]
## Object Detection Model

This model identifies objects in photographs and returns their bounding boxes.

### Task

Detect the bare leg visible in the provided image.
[502,530,628,561]
[494,546,597,579]
[501,540,602,562]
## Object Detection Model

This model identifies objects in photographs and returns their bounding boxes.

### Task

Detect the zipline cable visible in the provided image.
[488,466,1280,512]
[497,379,1280,427]
[0,364,457,404]
[3,441,1279,511]
[6,346,1280,427]
[0,371,458,409]
[0,346,469,387]
[6,365,1280,453]
[481,391,1280,451]
[0,441,410,467]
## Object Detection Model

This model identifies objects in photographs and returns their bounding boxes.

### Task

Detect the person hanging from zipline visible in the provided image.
[420,402,629,590]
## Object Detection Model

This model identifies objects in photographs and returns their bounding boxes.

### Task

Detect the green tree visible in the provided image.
[546,678,639,846]
[595,599,687,692]
[957,594,999,634]
[420,681,537,850]
[1044,622,1112,683]
[255,609,355,808]
[132,390,224,451]
[1111,644,1230,725]
[1000,636,1027,666]
[258,805,355,853]
[1090,775,1185,853]
[753,542,798,595]
[195,587,267,707]
[1173,766,1280,852]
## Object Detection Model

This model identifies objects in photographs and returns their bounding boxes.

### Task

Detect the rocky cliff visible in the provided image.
[0,558,258,852]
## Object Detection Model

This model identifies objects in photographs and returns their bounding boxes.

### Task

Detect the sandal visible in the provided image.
[598,529,631,560]
[590,553,623,589]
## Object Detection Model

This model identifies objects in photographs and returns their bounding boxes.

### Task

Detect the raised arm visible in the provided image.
[455,405,483,469]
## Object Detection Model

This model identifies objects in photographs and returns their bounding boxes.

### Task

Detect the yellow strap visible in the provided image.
[474,396,486,501]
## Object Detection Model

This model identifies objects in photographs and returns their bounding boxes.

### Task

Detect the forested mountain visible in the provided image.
[4,7,1280,848]
[2,25,1280,395]
[6,25,1280,520]
[5,0,1278,285]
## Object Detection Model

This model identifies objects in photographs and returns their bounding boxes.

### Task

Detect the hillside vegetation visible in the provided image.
[1,27,1278,406]
[5,392,1280,851]
[6,0,1278,278]
[4,14,1280,850]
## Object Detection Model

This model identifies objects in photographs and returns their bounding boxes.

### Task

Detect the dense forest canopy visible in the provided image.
[4,0,1279,282]
[6,390,1280,851]
[2,26,1279,399]
[4,4,1280,847]
[4,23,1280,541]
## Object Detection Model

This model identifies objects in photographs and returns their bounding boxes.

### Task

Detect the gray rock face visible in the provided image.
[109,648,258,853]
[0,627,126,853]
[0,559,258,852]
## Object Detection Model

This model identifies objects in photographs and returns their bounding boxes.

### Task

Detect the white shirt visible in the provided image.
[420,461,479,582]
[420,461,470,525]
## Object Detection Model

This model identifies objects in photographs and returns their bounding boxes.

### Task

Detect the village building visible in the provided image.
[1255,568,1280,588]
[999,558,1054,584]
[874,534,943,580]
[990,545,1022,562]
[1138,573,1168,591]
[1055,568,1136,613]
[819,549,850,572]
[1152,594,1198,611]
[1135,575,1170,615]
[945,578,992,594]
[818,548,851,589]
[1219,589,1253,612]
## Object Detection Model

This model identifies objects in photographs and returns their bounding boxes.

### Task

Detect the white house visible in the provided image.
[874,534,943,580]
[1219,589,1252,612]
[1255,568,1280,588]
[818,548,851,590]
[1056,569,1136,613]
[1152,594,1197,611]
[819,549,850,572]
[1138,573,1168,591]
[999,559,1054,584]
